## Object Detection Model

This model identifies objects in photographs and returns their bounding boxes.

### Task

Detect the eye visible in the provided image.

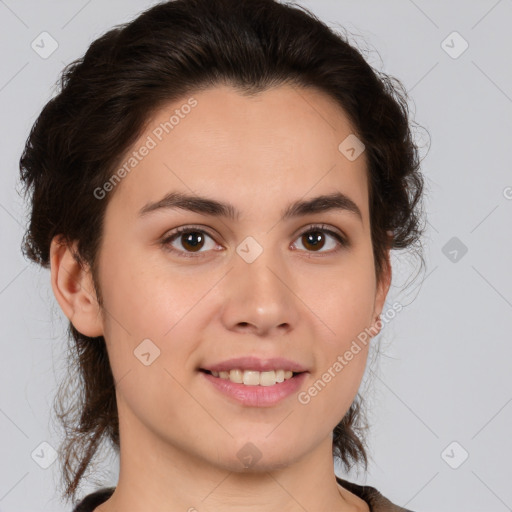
[161,226,219,258]
[291,224,348,254]
[160,223,348,259]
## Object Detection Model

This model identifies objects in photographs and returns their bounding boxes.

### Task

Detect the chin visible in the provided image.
[217,454,295,474]
[213,439,303,473]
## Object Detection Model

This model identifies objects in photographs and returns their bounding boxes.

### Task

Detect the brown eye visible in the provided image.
[161,227,218,258]
[161,224,348,259]
[292,225,348,254]
[301,230,327,251]
[178,231,206,252]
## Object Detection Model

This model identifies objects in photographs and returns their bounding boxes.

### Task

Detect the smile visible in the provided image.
[203,368,296,386]
[200,369,308,407]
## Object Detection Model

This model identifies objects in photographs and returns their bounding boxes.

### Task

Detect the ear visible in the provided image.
[49,235,104,338]
[370,245,392,337]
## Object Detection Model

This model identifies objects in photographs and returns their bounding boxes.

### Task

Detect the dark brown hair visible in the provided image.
[18,0,426,503]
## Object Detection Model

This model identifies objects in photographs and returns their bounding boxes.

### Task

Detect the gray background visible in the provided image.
[1,1,511,511]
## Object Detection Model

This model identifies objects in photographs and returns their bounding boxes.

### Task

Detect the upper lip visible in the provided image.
[200,356,309,373]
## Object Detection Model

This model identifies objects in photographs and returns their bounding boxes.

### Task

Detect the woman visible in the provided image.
[19,0,425,510]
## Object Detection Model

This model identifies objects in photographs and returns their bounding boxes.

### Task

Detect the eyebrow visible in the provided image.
[138,191,363,222]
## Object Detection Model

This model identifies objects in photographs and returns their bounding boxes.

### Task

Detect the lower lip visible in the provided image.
[200,371,308,407]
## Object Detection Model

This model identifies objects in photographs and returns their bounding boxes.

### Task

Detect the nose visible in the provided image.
[219,250,301,337]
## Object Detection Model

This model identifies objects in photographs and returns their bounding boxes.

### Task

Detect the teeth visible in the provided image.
[210,369,295,386]
[229,369,243,383]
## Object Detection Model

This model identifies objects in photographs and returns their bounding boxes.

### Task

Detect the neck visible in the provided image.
[94,404,366,512]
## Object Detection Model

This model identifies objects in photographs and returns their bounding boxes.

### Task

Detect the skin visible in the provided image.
[50,84,391,512]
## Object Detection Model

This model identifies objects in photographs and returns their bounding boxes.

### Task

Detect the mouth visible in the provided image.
[199,368,305,387]
[198,368,308,407]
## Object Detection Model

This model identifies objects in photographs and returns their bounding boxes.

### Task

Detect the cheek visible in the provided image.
[305,256,375,402]
[311,260,377,341]
[97,248,206,384]
[297,343,370,439]
[97,243,186,338]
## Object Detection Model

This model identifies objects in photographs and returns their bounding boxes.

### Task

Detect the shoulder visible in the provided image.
[72,487,115,512]
[336,476,416,512]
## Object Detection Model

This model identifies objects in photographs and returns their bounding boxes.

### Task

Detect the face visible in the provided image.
[87,84,390,473]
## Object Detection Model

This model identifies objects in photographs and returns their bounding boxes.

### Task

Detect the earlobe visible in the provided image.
[49,235,104,338]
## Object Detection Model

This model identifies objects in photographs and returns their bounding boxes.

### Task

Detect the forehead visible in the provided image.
[106,84,369,224]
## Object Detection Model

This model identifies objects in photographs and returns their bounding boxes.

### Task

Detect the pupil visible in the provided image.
[183,232,203,251]
[304,231,324,250]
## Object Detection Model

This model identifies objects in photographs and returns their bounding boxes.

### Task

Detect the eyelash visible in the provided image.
[160,224,349,259]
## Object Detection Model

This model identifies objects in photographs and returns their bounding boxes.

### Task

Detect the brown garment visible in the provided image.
[72,478,415,512]
[72,487,114,512]
[336,476,415,512]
